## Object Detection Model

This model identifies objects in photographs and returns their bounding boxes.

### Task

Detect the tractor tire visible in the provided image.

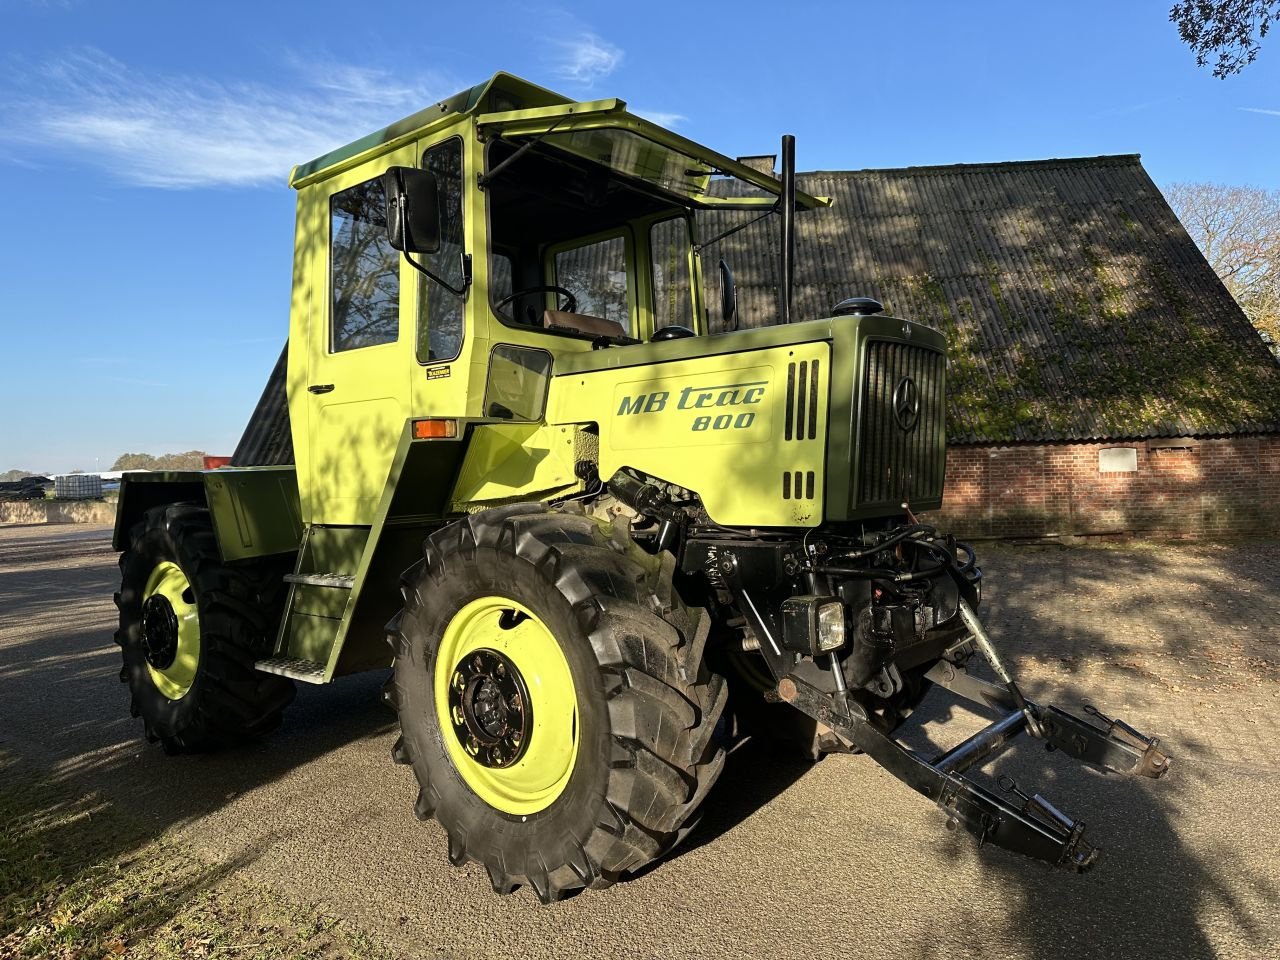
[386,502,728,902]
[115,503,295,753]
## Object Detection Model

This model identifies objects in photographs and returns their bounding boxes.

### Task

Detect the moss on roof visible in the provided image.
[705,155,1280,443]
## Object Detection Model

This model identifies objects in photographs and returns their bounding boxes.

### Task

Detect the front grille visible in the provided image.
[856,340,946,509]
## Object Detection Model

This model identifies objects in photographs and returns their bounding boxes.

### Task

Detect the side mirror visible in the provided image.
[382,166,441,254]
[719,258,738,331]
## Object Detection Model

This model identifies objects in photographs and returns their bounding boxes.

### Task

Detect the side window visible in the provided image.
[554,235,629,332]
[650,217,693,330]
[484,345,553,420]
[331,178,399,352]
[417,139,465,362]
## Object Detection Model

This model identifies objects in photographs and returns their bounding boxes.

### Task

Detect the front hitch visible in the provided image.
[770,625,1170,872]
[924,660,1172,779]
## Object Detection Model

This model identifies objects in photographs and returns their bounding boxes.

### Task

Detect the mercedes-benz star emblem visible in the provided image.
[892,376,920,431]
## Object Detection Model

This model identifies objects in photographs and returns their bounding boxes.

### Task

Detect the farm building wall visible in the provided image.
[929,435,1280,538]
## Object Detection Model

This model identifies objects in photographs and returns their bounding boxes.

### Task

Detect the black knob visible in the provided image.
[832,297,884,317]
[651,325,696,342]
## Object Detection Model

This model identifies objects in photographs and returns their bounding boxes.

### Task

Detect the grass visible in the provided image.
[0,753,391,960]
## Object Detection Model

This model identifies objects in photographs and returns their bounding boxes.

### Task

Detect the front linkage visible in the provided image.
[612,472,1171,872]
[734,533,1169,871]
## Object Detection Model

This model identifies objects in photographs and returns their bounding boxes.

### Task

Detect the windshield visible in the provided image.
[530,128,714,202]
[485,137,692,338]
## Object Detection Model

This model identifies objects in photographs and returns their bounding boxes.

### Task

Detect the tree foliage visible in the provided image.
[1166,182,1280,352]
[0,469,39,482]
[110,451,209,471]
[1171,1,1278,77]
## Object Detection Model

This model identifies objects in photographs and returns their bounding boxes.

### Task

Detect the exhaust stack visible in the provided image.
[780,134,796,325]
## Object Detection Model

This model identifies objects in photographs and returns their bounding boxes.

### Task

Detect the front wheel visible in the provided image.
[386,503,728,902]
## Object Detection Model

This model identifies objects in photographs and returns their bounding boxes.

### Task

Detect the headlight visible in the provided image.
[781,596,847,656]
[816,601,846,652]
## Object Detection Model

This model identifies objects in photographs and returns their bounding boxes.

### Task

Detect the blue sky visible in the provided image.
[1,0,1277,473]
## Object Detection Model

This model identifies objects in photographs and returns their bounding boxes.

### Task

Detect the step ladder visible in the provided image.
[255,526,365,684]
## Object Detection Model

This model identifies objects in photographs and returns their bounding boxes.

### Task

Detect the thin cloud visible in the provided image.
[1,50,455,188]
[551,32,623,85]
[1240,107,1280,117]
[109,377,171,388]
[634,109,687,129]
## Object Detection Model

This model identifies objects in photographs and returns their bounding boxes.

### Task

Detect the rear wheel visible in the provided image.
[387,502,728,902]
[115,503,294,752]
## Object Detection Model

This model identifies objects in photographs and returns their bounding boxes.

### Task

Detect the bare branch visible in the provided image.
[1166,181,1280,350]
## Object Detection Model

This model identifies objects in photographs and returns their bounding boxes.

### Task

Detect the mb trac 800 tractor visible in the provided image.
[113,72,1169,902]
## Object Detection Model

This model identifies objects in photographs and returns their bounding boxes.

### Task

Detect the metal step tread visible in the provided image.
[255,657,327,683]
[284,572,355,589]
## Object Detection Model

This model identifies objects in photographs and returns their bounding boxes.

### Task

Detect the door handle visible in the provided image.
[308,383,335,394]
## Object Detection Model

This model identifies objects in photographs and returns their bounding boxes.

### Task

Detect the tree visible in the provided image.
[1166,182,1280,353]
[0,469,38,482]
[111,451,209,471]
[154,451,209,470]
[1171,1,1278,77]
[111,453,157,470]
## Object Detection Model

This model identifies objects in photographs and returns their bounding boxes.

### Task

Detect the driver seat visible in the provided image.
[543,310,627,340]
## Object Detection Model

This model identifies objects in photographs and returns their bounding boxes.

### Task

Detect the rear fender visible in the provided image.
[113,468,303,561]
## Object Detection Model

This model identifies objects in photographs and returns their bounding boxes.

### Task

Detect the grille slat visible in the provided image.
[856,340,946,509]
[808,360,819,440]
[785,363,796,440]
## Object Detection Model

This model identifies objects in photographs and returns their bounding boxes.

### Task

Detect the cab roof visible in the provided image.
[289,71,827,210]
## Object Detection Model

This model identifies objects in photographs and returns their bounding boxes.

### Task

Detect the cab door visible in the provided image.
[305,146,417,526]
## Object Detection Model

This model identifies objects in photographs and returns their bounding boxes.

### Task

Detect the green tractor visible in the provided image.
[113,72,1168,901]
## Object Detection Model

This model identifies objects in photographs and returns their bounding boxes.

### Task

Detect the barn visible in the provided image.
[711,154,1280,537]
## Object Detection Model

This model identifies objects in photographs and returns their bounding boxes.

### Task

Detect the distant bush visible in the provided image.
[111,451,209,471]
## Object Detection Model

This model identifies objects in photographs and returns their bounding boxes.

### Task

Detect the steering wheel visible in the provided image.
[495,284,578,322]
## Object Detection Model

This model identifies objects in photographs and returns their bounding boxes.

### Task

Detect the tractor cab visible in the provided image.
[289,73,825,526]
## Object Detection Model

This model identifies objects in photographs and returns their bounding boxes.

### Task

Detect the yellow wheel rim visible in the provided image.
[141,560,201,700]
[435,596,579,816]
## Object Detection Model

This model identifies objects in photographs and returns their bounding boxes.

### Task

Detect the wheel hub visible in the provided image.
[141,594,180,670]
[448,648,532,769]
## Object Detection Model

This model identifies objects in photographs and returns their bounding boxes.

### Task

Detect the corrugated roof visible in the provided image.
[232,344,293,467]
[701,154,1280,443]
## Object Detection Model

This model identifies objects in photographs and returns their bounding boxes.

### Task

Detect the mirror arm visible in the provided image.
[404,252,471,299]
[394,197,469,299]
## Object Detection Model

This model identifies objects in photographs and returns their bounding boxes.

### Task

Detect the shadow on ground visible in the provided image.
[3,526,1278,957]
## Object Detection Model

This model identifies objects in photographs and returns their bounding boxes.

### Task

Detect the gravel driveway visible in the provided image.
[2,523,1277,959]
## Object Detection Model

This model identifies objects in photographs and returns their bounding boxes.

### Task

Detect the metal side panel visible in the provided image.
[448,422,581,509]
[203,467,303,561]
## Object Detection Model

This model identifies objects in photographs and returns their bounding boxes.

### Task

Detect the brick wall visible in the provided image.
[929,435,1280,538]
